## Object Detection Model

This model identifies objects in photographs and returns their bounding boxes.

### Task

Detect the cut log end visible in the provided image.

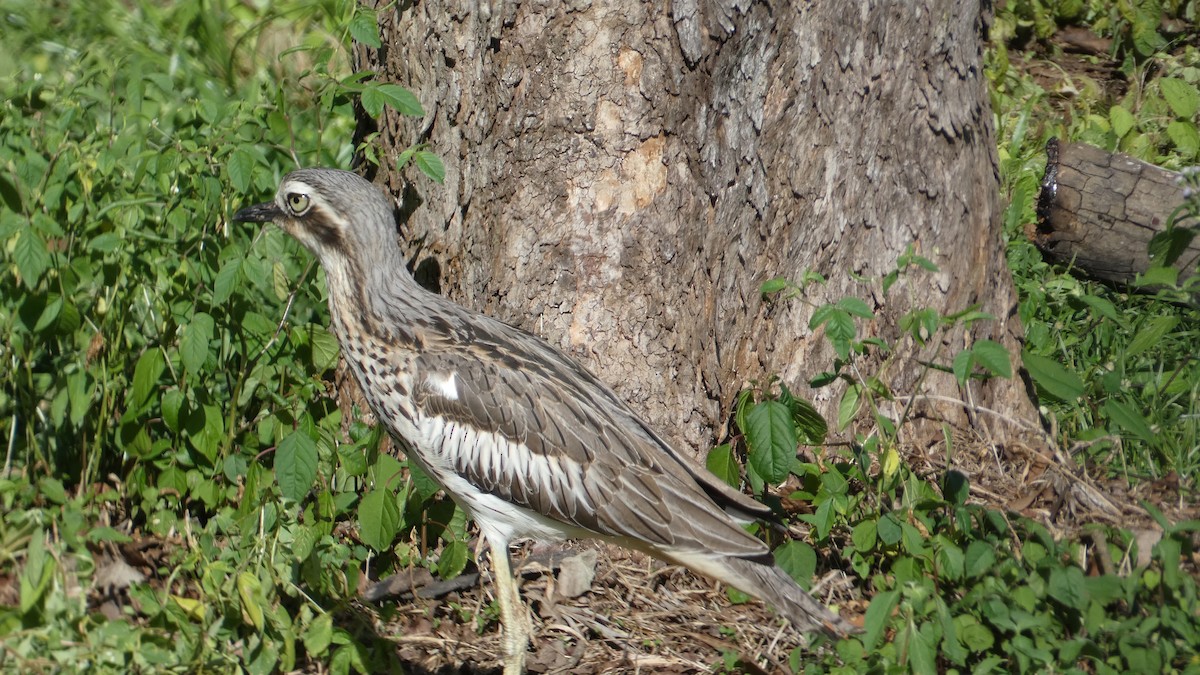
[1032,138,1199,285]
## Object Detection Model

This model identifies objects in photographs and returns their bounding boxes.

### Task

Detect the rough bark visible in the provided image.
[358,0,1041,467]
[1034,138,1199,284]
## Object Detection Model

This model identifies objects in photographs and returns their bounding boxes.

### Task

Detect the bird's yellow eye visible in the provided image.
[286,192,311,215]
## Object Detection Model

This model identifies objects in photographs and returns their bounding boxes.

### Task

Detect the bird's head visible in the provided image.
[233,168,399,272]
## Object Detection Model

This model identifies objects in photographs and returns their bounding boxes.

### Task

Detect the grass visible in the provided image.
[0,0,1197,673]
[992,0,1200,484]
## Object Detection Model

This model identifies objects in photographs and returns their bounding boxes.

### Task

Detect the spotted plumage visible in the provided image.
[234,168,857,674]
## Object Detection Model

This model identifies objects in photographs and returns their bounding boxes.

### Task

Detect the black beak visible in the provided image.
[233,202,283,223]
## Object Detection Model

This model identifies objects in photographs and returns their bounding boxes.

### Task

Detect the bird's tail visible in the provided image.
[671,550,859,639]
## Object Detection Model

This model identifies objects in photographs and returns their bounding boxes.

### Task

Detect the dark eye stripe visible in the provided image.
[309,217,345,250]
[281,187,342,251]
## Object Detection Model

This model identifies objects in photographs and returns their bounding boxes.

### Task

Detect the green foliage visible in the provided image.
[994,0,1200,165]
[989,0,1200,482]
[733,381,827,495]
[730,386,1200,674]
[765,246,1016,482]
[750,232,1198,672]
[0,0,445,672]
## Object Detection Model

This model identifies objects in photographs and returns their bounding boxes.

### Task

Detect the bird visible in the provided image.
[234,168,857,674]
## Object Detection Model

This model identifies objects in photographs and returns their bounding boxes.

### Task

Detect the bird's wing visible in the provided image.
[410,325,769,560]
[458,312,774,521]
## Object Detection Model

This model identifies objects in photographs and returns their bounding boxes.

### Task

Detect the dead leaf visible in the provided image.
[555,550,597,599]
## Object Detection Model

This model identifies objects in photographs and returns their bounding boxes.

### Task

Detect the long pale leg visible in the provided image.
[489,540,530,675]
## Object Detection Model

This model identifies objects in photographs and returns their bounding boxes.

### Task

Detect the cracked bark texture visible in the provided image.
[359,0,1040,462]
[1035,139,1200,284]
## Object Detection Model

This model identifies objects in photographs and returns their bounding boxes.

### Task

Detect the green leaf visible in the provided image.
[338,444,370,478]
[408,460,441,502]
[227,149,256,193]
[33,296,62,332]
[237,572,266,630]
[822,308,856,359]
[39,477,68,505]
[760,276,789,295]
[348,8,382,49]
[909,254,938,272]
[952,349,975,387]
[358,487,401,551]
[705,444,740,489]
[942,470,969,505]
[901,522,928,556]
[742,400,796,485]
[213,258,242,305]
[361,84,423,118]
[1048,566,1089,611]
[1148,225,1196,267]
[1159,78,1200,119]
[964,540,996,579]
[819,469,848,497]
[13,227,51,287]
[414,150,445,184]
[304,613,334,656]
[396,146,416,170]
[862,589,899,649]
[86,527,133,545]
[1127,315,1178,357]
[161,389,184,432]
[272,260,290,300]
[181,312,214,373]
[1167,120,1199,158]
[291,524,317,564]
[837,296,874,319]
[276,429,318,501]
[19,529,54,614]
[67,370,91,427]
[957,616,995,652]
[1109,105,1135,138]
[936,602,967,667]
[882,269,899,294]
[0,173,22,212]
[779,386,827,445]
[1021,351,1084,402]
[876,513,902,546]
[359,87,384,118]
[908,622,938,674]
[807,498,834,539]
[1103,399,1155,445]
[190,404,225,463]
[308,324,341,371]
[373,453,407,492]
[774,541,816,589]
[438,540,469,580]
[807,303,836,330]
[1131,23,1165,57]
[851,518,877,552]
[900,307,940,345]
[935,537,964,581]
[331,644,367,675]
[1134,265,1179,287]
[1078,294,1121,323]
[131,349,166,412]
[88,232,122,252]
[837,381,862,431]
[972,340,1012,379]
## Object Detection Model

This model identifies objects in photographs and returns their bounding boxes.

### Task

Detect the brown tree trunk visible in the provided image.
[359,0,1041,474]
